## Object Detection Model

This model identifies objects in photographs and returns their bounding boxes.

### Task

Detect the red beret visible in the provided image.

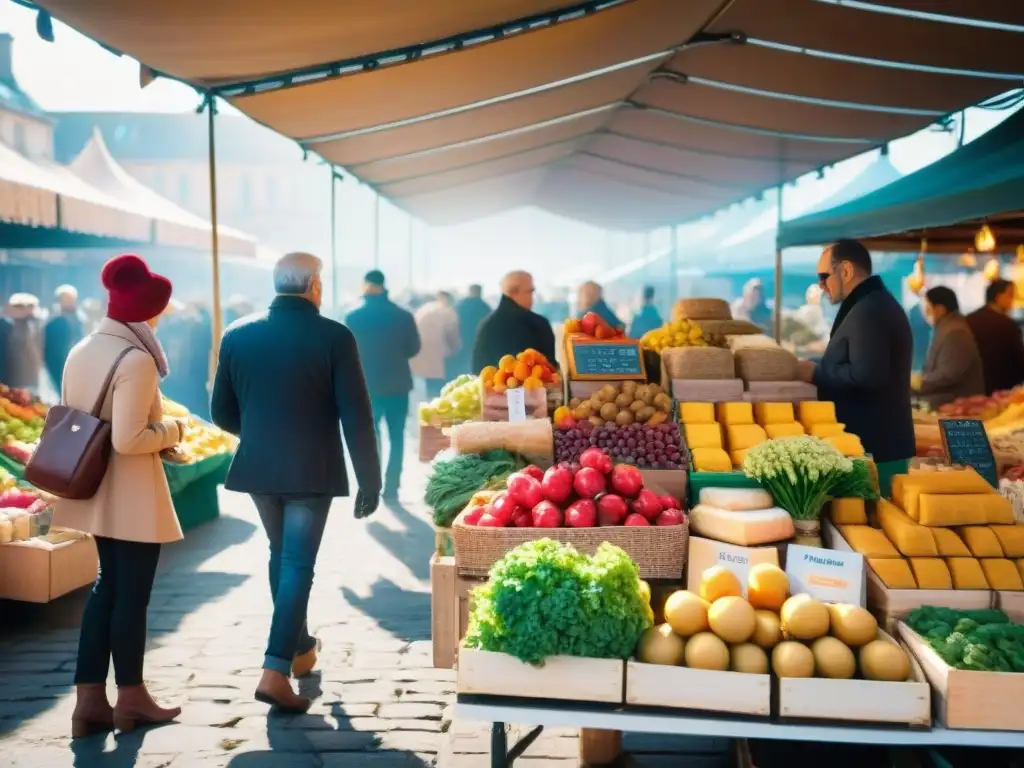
[101,254,173,323]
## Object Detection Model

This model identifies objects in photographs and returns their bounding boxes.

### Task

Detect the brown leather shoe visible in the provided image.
[112,684,181,732]
[291,637,322,678]
[255,669,311,714]
[71,684,114,738]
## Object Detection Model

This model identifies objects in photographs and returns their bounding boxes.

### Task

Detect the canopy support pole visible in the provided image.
[373,193,381,268]
[773,183,784,343]
[669,225,679,309]
[330,169,340,310]
[205,94,223,381]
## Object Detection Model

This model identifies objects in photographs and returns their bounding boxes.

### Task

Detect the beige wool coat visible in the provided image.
[52,319,183,544]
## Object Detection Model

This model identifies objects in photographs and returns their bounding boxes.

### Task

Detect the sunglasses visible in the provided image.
[817,272,832,285]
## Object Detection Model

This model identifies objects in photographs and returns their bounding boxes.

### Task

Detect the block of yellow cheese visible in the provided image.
[809,422,846,439]
[918,494,1013,527]
[689,504,795,546]
[730,449,749,468]
[891,469,994,521]
[931,528,971,557]
[691,448,732,473]
[830,498,867,525]
[909,558,953,590]
[798,401,836,430]
[726,424,768,451]
[945,558,989,590]
[869,558,917,589]
[957,526,1004,558]
[765,422,805,439]
[990,525,1024,558]
[980,559,1024,591]
[754,402,794,425]
[684,423,722,450]
[877,500,937,557]
[826,433,865,457]
[716,402,754,426]
[680,402,715,424]
[839,524,900,558]
[1016,559,1024,584]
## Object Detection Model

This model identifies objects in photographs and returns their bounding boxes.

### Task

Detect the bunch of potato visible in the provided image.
[568,381,674,428]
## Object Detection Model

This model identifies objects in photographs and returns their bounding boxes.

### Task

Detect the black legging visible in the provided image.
[75,536,161,687]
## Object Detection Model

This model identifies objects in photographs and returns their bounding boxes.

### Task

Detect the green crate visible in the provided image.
[687,470,763,507]
[163,452,233,496]
[172,471,222,532]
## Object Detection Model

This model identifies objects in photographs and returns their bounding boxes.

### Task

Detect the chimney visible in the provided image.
[0,34,12,83]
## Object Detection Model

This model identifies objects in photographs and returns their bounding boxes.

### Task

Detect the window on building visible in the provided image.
[13,122,26,155]
[178,173,190,203]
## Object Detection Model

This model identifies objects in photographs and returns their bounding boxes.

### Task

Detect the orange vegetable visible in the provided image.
[513,362,531,381]
[493,370,508,386]
[492,382,507,394]
[524,376,544,390]
[564,319,582,334]
[553,405,571,425]
[531,365,545,379]
[479,365,498,381]
[506,377,520,389]
[498,355,516,373]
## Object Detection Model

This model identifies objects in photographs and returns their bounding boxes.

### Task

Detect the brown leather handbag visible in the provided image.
[25,346,136,499]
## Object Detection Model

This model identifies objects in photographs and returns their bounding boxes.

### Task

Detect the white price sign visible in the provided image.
[506,387,527,422]
[785,544,865,606]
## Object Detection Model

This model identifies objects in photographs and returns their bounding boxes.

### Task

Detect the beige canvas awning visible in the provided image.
[36,0,1024,230]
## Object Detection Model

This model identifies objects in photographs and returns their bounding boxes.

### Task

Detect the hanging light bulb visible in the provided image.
[975,224,996,253]
[958,252,978,269]
[1017,244,1024,264]
[984,257,1002,281]
[907,253,925,294]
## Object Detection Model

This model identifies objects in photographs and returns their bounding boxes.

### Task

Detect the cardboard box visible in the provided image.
[670,379,744,403]
[0,532,97,603]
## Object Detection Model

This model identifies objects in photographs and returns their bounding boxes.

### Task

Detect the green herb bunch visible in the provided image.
[425,449,518,527]
[742,436,853,520]
[907,606,1024,672]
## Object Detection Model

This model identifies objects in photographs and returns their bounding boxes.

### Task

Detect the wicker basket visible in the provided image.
[452,508,689,579]
[698,319,761,337]
[734,347,798,382]
[672,298,732,322]
[663,346,735,380]
[727,334,781,351]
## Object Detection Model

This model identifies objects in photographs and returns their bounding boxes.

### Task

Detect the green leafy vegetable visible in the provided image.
[906,606,1024,672]
[425,449,518,526]
[828,457,879,501]
[464,539,653,665]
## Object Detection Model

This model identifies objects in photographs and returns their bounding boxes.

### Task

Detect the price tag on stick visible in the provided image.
[506,387,527,422]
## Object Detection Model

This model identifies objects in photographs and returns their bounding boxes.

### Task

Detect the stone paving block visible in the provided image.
[377,703,444,721]
[320,754,436,768]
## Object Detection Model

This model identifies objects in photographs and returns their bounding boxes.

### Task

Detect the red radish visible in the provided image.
[511,508,533,528]
[631,489,663,522]
[658,494,682,511]
[624,513,650,526]
[490,492,517,525]
[541,465,574,504]
[531,501,562,528]
[596,494,628,526]
[610,464,644,498]
[0,489,37,508]
[656,508,684,526]
[573,467,606,499]
[507,473,544,509]
[580,447,613,475]
[565,499,597,528]
[463,505,486,526]
[521,465,545,482]
[477,513,504,527]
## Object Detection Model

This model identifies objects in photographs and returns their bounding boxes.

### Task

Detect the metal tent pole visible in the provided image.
[330,169,340,310]
[373,193,381,268]
[773,184,784,343]
[205,94,223,379]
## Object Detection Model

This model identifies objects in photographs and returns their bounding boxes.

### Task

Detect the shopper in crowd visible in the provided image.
[577,280,623,329]
[449,284,491,377]
[628,285,663,339]
[967,278,1024,394]
[55,254,185,737]
[472,270,557,371]
[732,278,773,333]
[797,239,914,495]
[915,286,985,409]
[80,297,105,334]
[43,284,85,390]
[411,290,461,398]
[345,270,420,502]
[211,252,381,713]
[5,293,43,391]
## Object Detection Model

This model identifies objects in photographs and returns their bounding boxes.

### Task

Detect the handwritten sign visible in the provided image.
[939,418,998,488]
[506,387,527,422]
[686,536,780,597]
[567,338,646,381]
[785,544,865,606]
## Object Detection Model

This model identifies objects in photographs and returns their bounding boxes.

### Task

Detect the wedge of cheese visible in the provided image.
[698,487,774,511]
[684,423,722,450]
[689,504,795,547]
[918,494,1012,527]
[680,402,715,424]
[931,528,971,557]
[891,468,994,521]
[731,449,749,468]
[980,558,1024,591]
[717,402,754,426]
[869,558,917,589]
[945,558,989,590]
[826,433,865,457]
[765,423,805,439]
[829,498,867,526]
[691,448,732,473]
[838,524,900,558]
[909,558,953,590]
[957,526,1004,558]
[877,500,937,557]
[754,402,794,425]
[990,525,1024,558]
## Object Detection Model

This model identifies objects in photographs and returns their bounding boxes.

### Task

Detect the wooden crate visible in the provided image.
[457,648,624,703]
[625,662,769,716]
[430,555,481,670]
[996,590,1024,621]
[670,379,744,403]
[638,468,688,504]
[898,621,1024,731]
[419,424,450,463]
[776,631,931,727]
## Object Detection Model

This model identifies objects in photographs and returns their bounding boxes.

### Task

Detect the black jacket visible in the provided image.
[966,305,1024,395]
[345,294,421,397]
[211,296,380,497]
[472,295,557,372]
[814,276,914,463]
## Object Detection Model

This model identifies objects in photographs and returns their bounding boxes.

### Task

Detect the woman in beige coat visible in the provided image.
[53,254,186,737]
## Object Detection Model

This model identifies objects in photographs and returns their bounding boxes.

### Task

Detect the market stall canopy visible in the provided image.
[69,128,258,257]
[33,0,1024,229]
[777,108,1024,252]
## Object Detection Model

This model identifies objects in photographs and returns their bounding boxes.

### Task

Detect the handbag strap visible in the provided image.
[89,346,137,418]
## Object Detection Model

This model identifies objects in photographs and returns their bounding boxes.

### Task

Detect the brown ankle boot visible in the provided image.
[255,669,311,714]
[292,637,322,678]
[72,684,114,738]
[112,684,181,732]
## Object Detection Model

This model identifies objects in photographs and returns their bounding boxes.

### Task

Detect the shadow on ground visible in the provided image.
[366,501,433,583]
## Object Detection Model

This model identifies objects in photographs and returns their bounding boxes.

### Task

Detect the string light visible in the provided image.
[975,224,996,253]
[984,257,1001,281]
[1017,244,1024,264]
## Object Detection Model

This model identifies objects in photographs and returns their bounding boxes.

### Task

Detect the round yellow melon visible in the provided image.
[827,603,878,647]
[747,563,789,612]
[780,594,830,641]
[811,636,856,679]
[684,632,729,671]
[663,591,710,637]
[638,579,652,605]
[707,596,756,644]
[730,643,768,674]
[699,566,742,604]
[636,623,686,666]
[772,641,815,678]
[752,610,783,649]
[859,639,911,682]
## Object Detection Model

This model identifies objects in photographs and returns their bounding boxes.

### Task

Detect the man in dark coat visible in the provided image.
[447,284,491,378]
[43,285,85,390]
[797,239,914,495]
[211,252,380,713]
[916,286,985,409]
[472,270,557,371]
[967,279,1024,395]
[345,270,421,501]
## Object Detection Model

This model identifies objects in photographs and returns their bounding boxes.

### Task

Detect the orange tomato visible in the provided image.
[493,370,508,386]
[479,365,498,381]
[506,377,520,389]
[523,376,544,390]
[553,405,571,424]
[498,354,516,373]
[519,352,536,368]
[550,372,561,385]
[492,382,507,394]
[531,365,545,379]
[513,361,531,381]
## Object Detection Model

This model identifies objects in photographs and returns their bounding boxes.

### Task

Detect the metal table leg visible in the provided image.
[491,722,544,767]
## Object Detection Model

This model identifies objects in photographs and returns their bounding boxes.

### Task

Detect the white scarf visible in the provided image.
[125,321,170,379]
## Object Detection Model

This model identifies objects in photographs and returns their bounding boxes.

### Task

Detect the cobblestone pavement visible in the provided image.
[0,447,731,767]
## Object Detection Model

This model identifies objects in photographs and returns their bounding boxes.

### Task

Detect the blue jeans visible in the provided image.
[370,394,408,495]
[251,494,331,675]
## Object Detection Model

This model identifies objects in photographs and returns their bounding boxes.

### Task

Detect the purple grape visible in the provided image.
[656,453,667,463]
[626,438,637,449]
[636,446,647,456]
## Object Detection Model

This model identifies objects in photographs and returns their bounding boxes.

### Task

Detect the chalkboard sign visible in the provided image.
[567,339,646,381]
[939,418,999,488]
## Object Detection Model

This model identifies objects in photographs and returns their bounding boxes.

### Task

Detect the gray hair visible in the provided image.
[55,284,78,300]
[273,252,323,295]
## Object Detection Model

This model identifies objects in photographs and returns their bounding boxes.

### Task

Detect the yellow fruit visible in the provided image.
[684,632,729,671]
[637,580,651,605]
[859,639,911,682]
[699,566,742,603]
[730,643,769,674]
[747,563,789,612]
[811,636,856,679]
[663,591,710,637]
[826,603,878,648]
[780,594,830,641]
[752,610,783,649]
[707,596,756,644]
[772,641,815,678]
[636,623,686,666]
